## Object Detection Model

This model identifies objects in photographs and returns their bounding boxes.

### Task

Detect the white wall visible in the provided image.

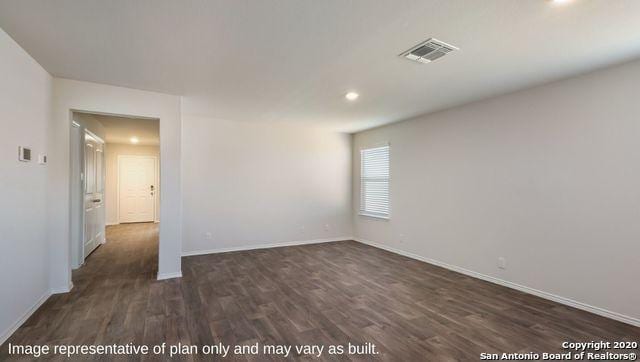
[105,143,160,225]
[0,29,52,344]
[181,116,352,254]
[353,59,640,325]
[50,79,182,285]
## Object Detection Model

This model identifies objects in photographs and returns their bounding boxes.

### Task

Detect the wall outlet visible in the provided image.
[398,233,405,243]
[497,257,507,270]
[324,224,330,231]
[204,232,213,240]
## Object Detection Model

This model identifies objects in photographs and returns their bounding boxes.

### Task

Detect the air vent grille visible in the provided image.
[400,38,458,64]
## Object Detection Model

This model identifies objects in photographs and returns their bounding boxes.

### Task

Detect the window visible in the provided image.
[360,145,390,219]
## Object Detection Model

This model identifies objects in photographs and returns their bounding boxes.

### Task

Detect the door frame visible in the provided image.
[65,105,176,289]
[83,130,106,258]
[70,122,105,269]
[116,154,159,224]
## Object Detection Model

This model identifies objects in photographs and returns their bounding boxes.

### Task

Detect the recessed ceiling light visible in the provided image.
[550,0,573,5]
[345,92,359,101]
[130,137,139,144]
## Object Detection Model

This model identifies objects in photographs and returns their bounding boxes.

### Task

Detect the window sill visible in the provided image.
[359,212,390,220]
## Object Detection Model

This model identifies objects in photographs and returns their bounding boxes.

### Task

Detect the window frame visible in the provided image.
[359,144,390,220]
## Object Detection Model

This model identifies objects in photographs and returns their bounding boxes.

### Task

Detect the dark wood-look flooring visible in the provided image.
[1,223,638,361]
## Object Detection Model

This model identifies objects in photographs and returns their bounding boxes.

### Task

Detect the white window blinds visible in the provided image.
[360,145,390,219]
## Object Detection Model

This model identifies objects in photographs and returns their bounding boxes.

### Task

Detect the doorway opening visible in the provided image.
[70,112,160,269]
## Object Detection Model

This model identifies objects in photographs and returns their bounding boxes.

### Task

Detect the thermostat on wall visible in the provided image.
[18,146,32,162]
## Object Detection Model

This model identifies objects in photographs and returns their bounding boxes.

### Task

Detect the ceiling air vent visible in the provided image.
[400,38,459,64]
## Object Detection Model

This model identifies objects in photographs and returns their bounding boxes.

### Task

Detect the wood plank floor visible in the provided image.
[1,223,638,361]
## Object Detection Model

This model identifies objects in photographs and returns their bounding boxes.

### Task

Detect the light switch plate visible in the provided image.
[18,146,32,162]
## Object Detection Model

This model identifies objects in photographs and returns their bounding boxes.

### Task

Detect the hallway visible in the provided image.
[0,223,170,359]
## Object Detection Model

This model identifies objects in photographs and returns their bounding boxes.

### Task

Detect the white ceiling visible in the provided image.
[1,1,640,132]
[92,114,159,146]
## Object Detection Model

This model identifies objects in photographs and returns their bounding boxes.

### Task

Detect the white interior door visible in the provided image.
[118,156,156,223]
[84,133,105,258]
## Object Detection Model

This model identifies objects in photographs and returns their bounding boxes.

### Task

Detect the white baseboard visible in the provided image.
[182,236,352,257]
[157,271,183,280]
[50,281,73,294]
[106,222,119,226]
[2,280,75,345]
[354,237,640,328]
[0,290,51,346]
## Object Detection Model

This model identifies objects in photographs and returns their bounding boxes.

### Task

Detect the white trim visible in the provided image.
[106,222,120,226]
[0,291,51,346]
[117,155,159,223]
[70,122,84,270]
[51,281,74,295]
[80,129,106,264]
[359,144,391,219]
[182,236,352,257]
[84,128,105,144]
[154,156,159,223]
[1,280,76,345]
[358,212,390,220]
[354,237,640,328]
[157,271,182,280]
